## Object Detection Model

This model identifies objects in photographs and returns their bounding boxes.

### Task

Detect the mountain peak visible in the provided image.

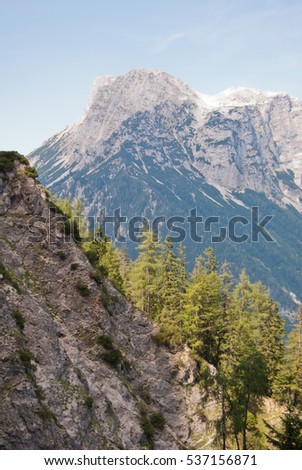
[199,86,288,109]
[89,68,194,103]
[80,68,196,145]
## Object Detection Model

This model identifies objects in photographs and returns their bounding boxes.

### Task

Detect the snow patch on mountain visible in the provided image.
[29,68,302,212]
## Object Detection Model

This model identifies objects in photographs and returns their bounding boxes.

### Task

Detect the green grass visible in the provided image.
[97,335,113,349]
[150,412,166,430]
[0,262,21,293]
[12,309,25,331]
[25,166,38,179]
[19,349,36,374]
[140,414,155,449]
[83,395,94,408]
[36,406,56,423]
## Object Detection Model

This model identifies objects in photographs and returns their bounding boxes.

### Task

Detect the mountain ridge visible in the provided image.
[30,68,302,211]
[28,69,302,313]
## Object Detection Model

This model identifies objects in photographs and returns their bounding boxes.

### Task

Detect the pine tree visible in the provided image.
[72,198,87,237]
[183,248,225,366]
[101,241,125,293]
[128,231,162,317]
[82,228,124,292]
[265,407,302,449]
[219,271,284,449]
[155,238,188,346]
[264,307,302,450]
[274,307,302,408]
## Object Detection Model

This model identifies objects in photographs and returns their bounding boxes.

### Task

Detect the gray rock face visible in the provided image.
[0,163,211,449]
[30,69,302,212]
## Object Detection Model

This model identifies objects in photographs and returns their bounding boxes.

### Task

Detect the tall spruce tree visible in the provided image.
[183,248,225,366]
[128,230,162,317]
[155,238,188,346]
[266,307,302,449]
[220,271,284,449]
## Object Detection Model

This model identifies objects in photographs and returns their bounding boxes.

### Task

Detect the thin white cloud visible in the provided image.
[152,32,188,53]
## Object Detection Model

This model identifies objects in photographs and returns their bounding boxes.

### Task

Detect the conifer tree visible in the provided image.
[267,307,302,450]
[72,198,88,237]
[128,230,162,317]
[219,271,284,449]
[101,241,125,293]
[274,306,302,407]
[82,228,124,292]
[265,408,302,449]
[183,248,225,366]
[155,238,188,345]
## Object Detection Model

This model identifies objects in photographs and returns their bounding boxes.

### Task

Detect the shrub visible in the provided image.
[83,248,99,266]
[48,200,65,214]
[100,285,112,311]
[19,349,36,373]
[12,309,25,331]
[151,331,171,347]
[36,406,56,423]
[0,151,29,172]
[18,156,30,165]
[70,263,79,271]
[150,412,166,430]
[75,281,90,297]
[25,166,38,179]
[140,413,155,449]
[97,335,113,349]
[84,395,94,408]
[63,219,81,243]
[141,414,154,437]
[57,251,67,261]
[101,349,123,367]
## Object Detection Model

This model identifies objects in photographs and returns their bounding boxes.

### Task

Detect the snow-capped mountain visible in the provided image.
[29,69,302,315]
[30,68,302,212]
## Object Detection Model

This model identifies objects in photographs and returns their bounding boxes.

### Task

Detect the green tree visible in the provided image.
[274,307,302,407]
[265,408,302,449]
[82,228,124,292]
[128,231,162,317]
[183,248,226,366]
[219,272,284,449]
[72,198,88,237]
[101,241,124,292]
[155,238,188,346]
[267,307,302,450]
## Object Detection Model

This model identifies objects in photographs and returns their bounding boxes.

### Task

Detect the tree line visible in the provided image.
[53,198,302,450]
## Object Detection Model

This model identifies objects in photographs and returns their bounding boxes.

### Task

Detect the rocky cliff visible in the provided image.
[0,159,214,450]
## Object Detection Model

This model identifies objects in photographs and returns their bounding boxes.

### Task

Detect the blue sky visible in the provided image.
[1,0,302,154]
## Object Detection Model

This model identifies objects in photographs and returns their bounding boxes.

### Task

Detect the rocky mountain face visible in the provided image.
[29,69,302,314]
[0,161,215,450]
